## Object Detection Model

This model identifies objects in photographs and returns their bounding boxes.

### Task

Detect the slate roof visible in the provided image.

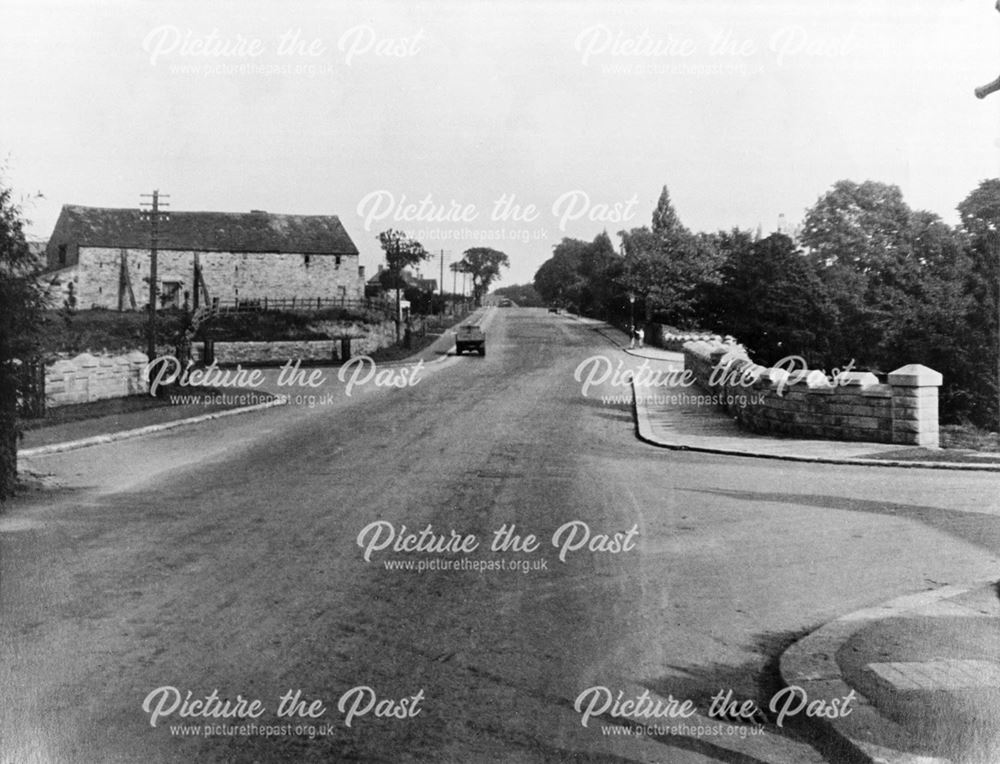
[49,205,359,255]
[366,268,437,292]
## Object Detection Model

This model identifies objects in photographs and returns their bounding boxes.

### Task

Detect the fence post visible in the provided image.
[889,364,942,447]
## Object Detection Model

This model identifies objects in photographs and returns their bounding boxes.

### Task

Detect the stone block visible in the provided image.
[893,428,939,447]
[844,427,891,443]
[805,386,834,396]
[892,419,939,434]
[47,359,76,374]
[843,415,881,429]
[861,384,891,397]
[804,369,833,389]
[888,364,942,388]
[834,371,880,388]
[892,387,939,405]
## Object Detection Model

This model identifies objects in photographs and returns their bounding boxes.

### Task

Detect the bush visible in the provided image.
[197,307,382,342]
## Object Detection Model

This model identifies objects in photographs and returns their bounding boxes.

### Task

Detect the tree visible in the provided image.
[0,181,45,503]
[576,230,624,318]
[618,229,720,327]
[956,179,1000,428]
[532,234,625,316]
[700,233,830,364]
[800,178,997,425]
[492,283,545,307]
[800,180,917,366]
[457,247,509,306]
[617,185,721,327]
[377,229,429,342]
[534,239,585,308]
[801,180,912,272]
[651,185,687,238]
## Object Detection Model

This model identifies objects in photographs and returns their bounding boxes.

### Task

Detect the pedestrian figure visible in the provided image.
[636,327,645,349]
[628,325,637,349]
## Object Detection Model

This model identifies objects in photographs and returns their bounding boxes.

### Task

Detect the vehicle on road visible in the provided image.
[498,298,513,307]
[455,324,486,356]
[547,306,560,313]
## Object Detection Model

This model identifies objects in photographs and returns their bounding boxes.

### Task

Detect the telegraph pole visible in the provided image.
[140,190,170,363]
[439,249,444,311]
[449,262,459,316]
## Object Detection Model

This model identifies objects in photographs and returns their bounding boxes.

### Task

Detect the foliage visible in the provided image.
[457,247,510,305]
[533,237,586,308]
[199,307,381,342]
[491,283,545,307]
[0,181,46,502]
[530,177,1000,430]
[699,233,830,364]
[953,179,1000,427]
[35,308,184,355]
[801,180,912,271]
[377,229,430,275]
[534,233,625,318]
[618,186,722,326]
[403,287,446,316]
[798,178,997,426]
[378,228,430,339]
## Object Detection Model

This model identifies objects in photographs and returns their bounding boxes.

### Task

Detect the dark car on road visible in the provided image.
[455,325,486,356]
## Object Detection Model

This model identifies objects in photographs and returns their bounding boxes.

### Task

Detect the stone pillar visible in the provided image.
[889,364,943,447]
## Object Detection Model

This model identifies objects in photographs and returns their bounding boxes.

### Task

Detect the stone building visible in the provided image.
[43,204,365,310]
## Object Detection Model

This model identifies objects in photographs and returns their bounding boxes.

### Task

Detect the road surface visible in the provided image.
[3,308,999,763]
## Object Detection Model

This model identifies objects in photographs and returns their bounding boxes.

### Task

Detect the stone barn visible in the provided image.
[44,204,365,310]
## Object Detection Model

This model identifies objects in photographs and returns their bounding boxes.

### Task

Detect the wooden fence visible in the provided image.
[207,296,390,316]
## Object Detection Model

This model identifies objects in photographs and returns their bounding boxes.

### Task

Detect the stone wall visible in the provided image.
[45,351,149,408]
[190,320,398,365]
[73,246,364,310]
[682,340,942,447]
[645,323,734,352]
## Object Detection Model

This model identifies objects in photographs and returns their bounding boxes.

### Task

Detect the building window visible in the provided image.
[304,255,311,268]
[161,281,183,309]
[58,244,67,266]
[335,255,341,268]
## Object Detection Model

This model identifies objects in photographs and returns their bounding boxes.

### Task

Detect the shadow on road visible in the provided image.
[680,488,1000,557]
[643,629,868,764]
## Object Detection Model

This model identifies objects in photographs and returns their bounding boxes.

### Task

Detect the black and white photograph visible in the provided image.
[2,1,1000,762]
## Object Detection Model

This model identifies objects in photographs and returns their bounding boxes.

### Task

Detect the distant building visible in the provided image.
[43,204,365,310]
[365,265,437,297]
[775,213,803,244]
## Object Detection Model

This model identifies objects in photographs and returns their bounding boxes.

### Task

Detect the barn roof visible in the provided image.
[50,205,359,255]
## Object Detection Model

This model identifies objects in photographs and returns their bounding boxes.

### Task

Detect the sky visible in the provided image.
[2,0,999,287]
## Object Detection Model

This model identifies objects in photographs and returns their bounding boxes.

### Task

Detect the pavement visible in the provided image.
[780,581,1000,764]
[625,344,1000,472]
[580,320,1000,762]
[17,312,476,458]
[17,312,1000,763]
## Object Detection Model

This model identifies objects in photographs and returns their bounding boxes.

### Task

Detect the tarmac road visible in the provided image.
[3,307,999,763]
